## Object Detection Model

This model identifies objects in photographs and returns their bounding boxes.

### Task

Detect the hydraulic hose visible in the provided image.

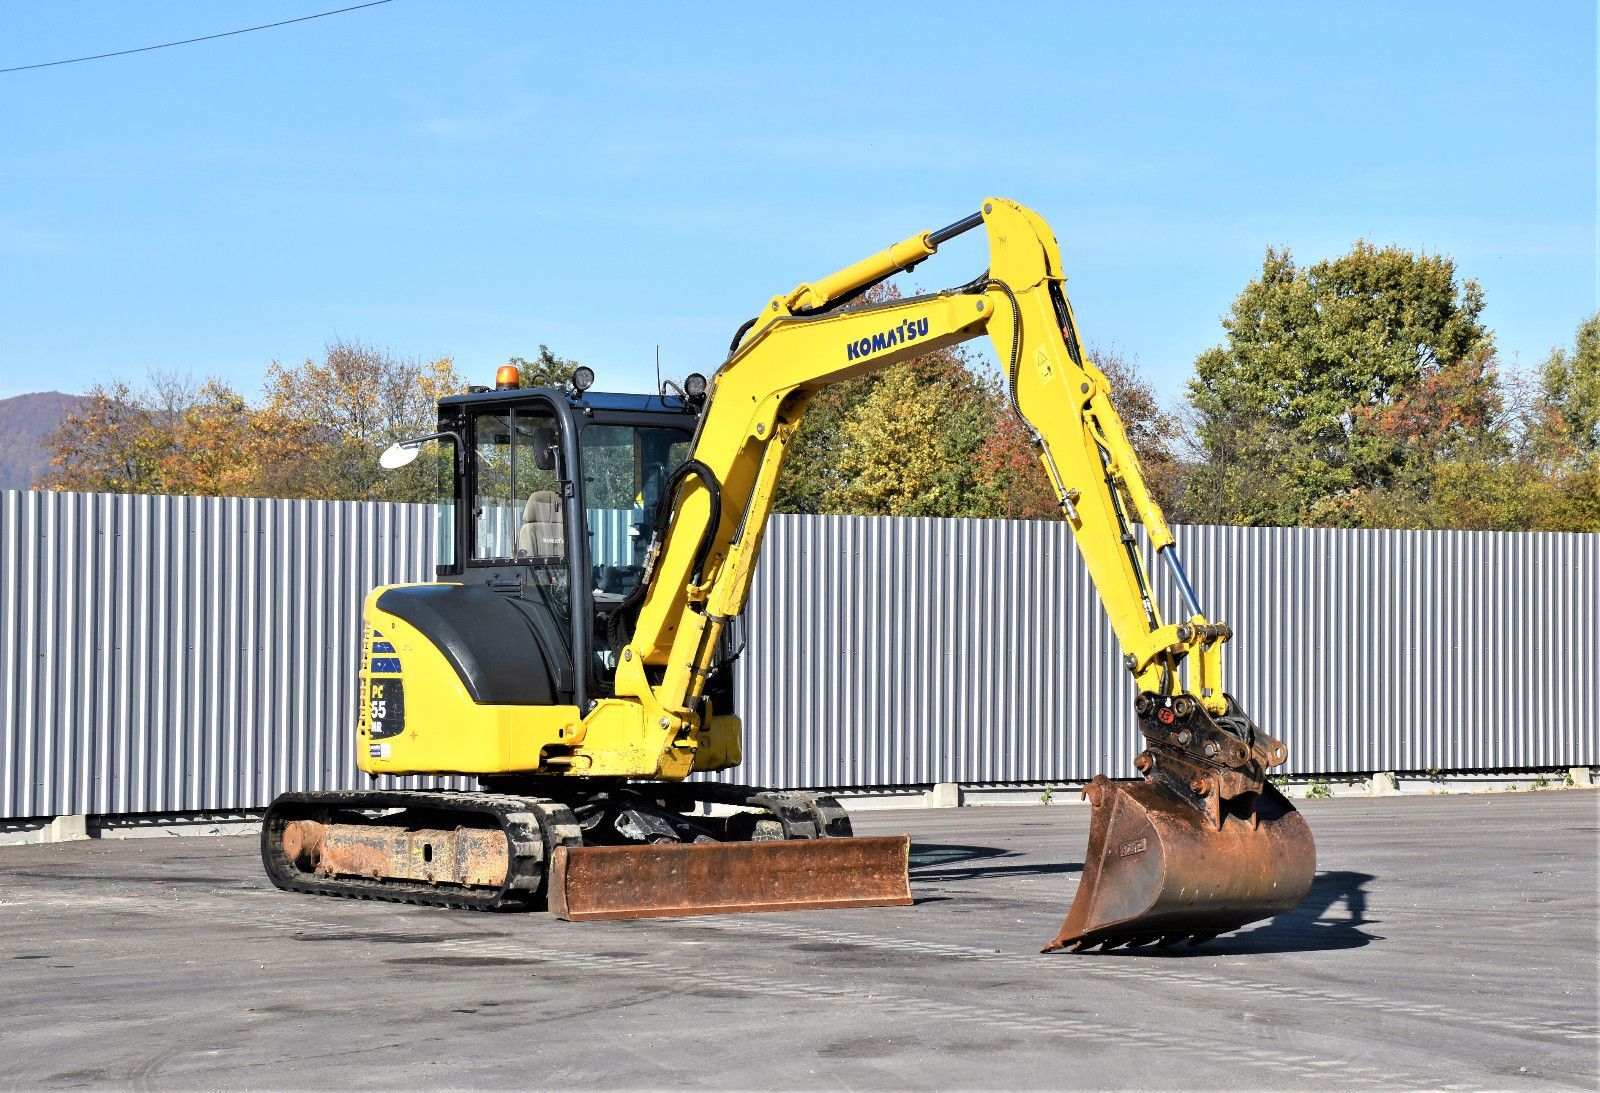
[608,460,723,654]
[656,459,723,587]
[727,316,759,356]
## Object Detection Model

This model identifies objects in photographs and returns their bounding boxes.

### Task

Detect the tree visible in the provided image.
[41,379,168,494]
[768,285,1185,522]
[157,379,262,498]
[255,340,465,502]
[40,344,466,502]
[1094,347,1184,516]
[1301,313,1600,533]
[770,379,862,515]
[970,346,1182,521]
[506,345,581,389]
[39,371,258,496]
[1535,312,1600,466]
[1523,312,1600,531]
[825,347,997,517]
[973,402,1059,520]
[1185,242,1494,525]
[768,286,894,515]
[1305,348,1529,529]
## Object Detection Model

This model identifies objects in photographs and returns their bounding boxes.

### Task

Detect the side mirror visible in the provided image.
[379,430,461,472]
[380,443,421,470]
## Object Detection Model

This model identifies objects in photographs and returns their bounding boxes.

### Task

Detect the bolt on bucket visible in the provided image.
[1045,775,1315,952]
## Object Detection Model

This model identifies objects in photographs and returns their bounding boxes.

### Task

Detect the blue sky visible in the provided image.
[1,1,1594,404]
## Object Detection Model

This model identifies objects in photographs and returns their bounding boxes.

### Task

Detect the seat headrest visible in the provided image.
[524,490,560,522]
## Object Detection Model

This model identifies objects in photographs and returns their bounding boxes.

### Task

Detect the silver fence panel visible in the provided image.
[1178,523,1599,776]
[728,515,1115,788]
[2,490,1595,820]
[730,516,1598,787]
[1,490,437,820]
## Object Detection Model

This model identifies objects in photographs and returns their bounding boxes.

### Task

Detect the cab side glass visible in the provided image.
[433,439,456,569]
[472,410,563,561]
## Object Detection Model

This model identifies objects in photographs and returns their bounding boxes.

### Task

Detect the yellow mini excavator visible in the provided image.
[262,198,1315,951]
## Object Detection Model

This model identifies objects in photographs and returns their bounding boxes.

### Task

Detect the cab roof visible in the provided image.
[438,387,699,415]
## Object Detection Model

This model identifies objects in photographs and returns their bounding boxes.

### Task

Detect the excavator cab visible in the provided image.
[350,380,748,774]
[429,384,703,706]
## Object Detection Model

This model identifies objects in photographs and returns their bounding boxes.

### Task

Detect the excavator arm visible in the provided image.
[621,198,1220,726]
[611,197,1314,950]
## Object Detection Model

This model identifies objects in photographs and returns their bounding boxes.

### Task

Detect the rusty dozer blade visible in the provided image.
[548,835,913,921]
[1045,693,1316,953]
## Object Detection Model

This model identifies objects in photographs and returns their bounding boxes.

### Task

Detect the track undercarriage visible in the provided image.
[261,782,912,919]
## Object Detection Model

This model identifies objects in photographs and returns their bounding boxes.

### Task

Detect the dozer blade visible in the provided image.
[548,835,913,921]
[1045,776,1314,952]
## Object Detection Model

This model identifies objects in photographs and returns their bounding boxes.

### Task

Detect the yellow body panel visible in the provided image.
[357,587,582,776]
[357,586,743,779]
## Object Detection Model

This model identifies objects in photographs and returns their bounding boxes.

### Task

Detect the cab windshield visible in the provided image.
[582,423,692,601]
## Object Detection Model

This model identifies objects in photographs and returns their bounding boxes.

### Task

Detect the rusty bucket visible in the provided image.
[1045,775,1315,952]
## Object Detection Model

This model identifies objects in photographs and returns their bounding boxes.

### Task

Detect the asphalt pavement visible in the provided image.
[1,791,1596,1090]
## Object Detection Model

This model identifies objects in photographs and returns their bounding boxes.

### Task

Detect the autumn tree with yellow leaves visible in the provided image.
[40,341,465,503]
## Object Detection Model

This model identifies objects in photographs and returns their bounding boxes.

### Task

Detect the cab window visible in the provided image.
[582,423,692,599]
[472,410,562,562]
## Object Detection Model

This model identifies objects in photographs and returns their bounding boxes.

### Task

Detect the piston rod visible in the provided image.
[1160,545,1203,618]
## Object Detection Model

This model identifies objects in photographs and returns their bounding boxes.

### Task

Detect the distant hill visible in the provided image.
[0,391,84,491]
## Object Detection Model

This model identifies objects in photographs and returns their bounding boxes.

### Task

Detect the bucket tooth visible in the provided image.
[1045,776,1314,953]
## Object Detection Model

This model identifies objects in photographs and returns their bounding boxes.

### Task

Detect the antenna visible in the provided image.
[655,344,661,395]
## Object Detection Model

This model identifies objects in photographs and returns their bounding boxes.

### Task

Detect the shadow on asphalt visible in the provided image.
[909,843,1382,956]
[1086,870,1384,958]
[909,842,1083,879]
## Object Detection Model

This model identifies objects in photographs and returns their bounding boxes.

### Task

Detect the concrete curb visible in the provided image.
[2,769,1593,845]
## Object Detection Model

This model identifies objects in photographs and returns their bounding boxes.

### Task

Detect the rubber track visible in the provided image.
[261,790,581,912]
[261,785,852,912]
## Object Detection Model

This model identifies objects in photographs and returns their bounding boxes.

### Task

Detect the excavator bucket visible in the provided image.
[1045,775,1315,952]
[548,835,913,920]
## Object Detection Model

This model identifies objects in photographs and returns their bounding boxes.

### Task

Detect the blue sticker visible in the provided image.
[371,657,402,674]
[372,641,396,653]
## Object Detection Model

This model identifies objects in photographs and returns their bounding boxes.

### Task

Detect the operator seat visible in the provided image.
[517,491,564,558]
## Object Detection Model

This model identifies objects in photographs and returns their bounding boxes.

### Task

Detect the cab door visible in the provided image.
[464,396,581,707]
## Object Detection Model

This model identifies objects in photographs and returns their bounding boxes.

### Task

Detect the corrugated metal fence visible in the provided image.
[1,491,434,820]
[733,517,1598,787]
[2,489,1594,820]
